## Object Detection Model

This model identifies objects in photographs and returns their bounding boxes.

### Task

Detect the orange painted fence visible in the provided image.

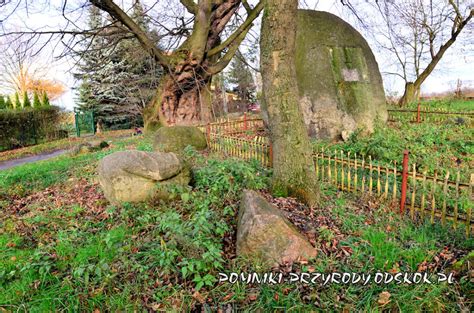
[201,118,473,236]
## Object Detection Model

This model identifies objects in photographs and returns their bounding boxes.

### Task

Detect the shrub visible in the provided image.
[33,91,41,108]
[23,91,32,109]
[0,96,5,110]
[13,92,21,110]
[0,106,67,151]
[42,92,50,107]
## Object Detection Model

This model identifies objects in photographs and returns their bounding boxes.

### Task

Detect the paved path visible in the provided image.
[0,149,68,171]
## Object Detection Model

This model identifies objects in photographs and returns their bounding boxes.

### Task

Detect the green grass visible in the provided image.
[0,129,135,163]
[313,120,473,182]
[391,98,474,112]
[0,135,472,311]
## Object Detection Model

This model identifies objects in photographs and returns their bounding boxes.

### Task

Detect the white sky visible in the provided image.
[1,0,472,111]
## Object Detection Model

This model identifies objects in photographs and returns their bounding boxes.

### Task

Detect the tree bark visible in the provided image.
[260,0,320,207]
[90,0,263,127]
[398,5,473,106]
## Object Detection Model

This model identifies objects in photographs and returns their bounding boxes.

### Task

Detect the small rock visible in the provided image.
[70,140,109,156]
[236,190,317,266]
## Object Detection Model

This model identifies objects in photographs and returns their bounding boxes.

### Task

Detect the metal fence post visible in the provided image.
[269,143,273,168]
[400,150,409,214]
[416,102,421,123]
[74,111,80,137]
[206,122,211,145]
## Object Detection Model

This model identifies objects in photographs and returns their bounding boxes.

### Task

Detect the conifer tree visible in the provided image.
[42,92,50,106]
[14,92,21,110]
[5,97,13,109]
[23,91,32,108]
[228,55,256,103]
[74,1,161,128]
[33,91,41,108]
[0,95,5,109]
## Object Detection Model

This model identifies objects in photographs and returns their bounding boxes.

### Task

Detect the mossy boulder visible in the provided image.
[153,126,207,154]
[97,150,190,204]
[295,10,387,140]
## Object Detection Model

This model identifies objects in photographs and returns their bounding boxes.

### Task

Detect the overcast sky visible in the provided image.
[1,0,472,111]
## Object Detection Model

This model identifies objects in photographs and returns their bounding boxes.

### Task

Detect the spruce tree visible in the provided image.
[228,56,256,103]
[42,92,50,106]
[23,91,32,108]
[14,92,21,110]
[33,91,41,108]
[0,95,5,110]
[5,97,13,109]
[74,1,161,128]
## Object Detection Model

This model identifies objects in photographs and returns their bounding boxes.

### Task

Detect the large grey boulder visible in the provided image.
[153,126,207,154]
[295,10,387,140]
[236,190,317,266]
[97,150,190,203]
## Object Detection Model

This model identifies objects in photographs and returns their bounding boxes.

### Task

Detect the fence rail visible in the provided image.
[197,114,265,135]
[388,103,473,124]
[314,150,473,235]
[203,119,473,236]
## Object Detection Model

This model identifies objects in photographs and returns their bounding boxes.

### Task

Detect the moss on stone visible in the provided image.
[294,10,387,140]
[153,126,207,154]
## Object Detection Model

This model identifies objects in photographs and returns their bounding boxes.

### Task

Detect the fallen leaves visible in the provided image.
[377,291,391,306]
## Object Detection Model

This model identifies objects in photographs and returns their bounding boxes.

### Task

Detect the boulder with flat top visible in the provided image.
[97,150,190,204]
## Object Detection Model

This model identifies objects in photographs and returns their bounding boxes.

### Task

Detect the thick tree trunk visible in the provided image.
[260,0,320,207]
[144,66,213,131]
[398,82,416,107]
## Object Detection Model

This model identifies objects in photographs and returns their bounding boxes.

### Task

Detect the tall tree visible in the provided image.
[74,2,162,128]
[260,0,319,207]
[42,92,50,107]
[228,54,256,103]
[86,0,264,128]
[5,97,13,110]
[22,91,31,108]
[33,91,41,108]
[0,96,5,109]
[352,0,473,106]
[1,1,264,128]
[13,92,21,110]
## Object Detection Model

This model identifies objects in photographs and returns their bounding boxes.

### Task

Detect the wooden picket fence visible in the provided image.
[197,114,265,135]
[388,103,473,124]
[314,150,473,236]
[202,119,474,236]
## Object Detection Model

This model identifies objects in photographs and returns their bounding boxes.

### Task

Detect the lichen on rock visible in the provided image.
[295,10,387,141]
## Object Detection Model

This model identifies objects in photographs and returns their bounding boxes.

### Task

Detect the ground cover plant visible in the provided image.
[399,99,474,112]
[313,118,473,182]
[0,134,472,311]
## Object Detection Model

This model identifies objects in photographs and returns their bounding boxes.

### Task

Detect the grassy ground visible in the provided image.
[313,119,473,182]
[391,99,474,112]
[0,134,472,311]
[0,129,135,163]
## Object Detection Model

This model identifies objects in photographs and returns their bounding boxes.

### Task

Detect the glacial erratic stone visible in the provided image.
[236,190,317,266]
[153,126,207,154]
[97,150,190,203]
[295,10,387,141]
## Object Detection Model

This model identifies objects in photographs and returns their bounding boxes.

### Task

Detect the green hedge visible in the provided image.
[0,106,67,152]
